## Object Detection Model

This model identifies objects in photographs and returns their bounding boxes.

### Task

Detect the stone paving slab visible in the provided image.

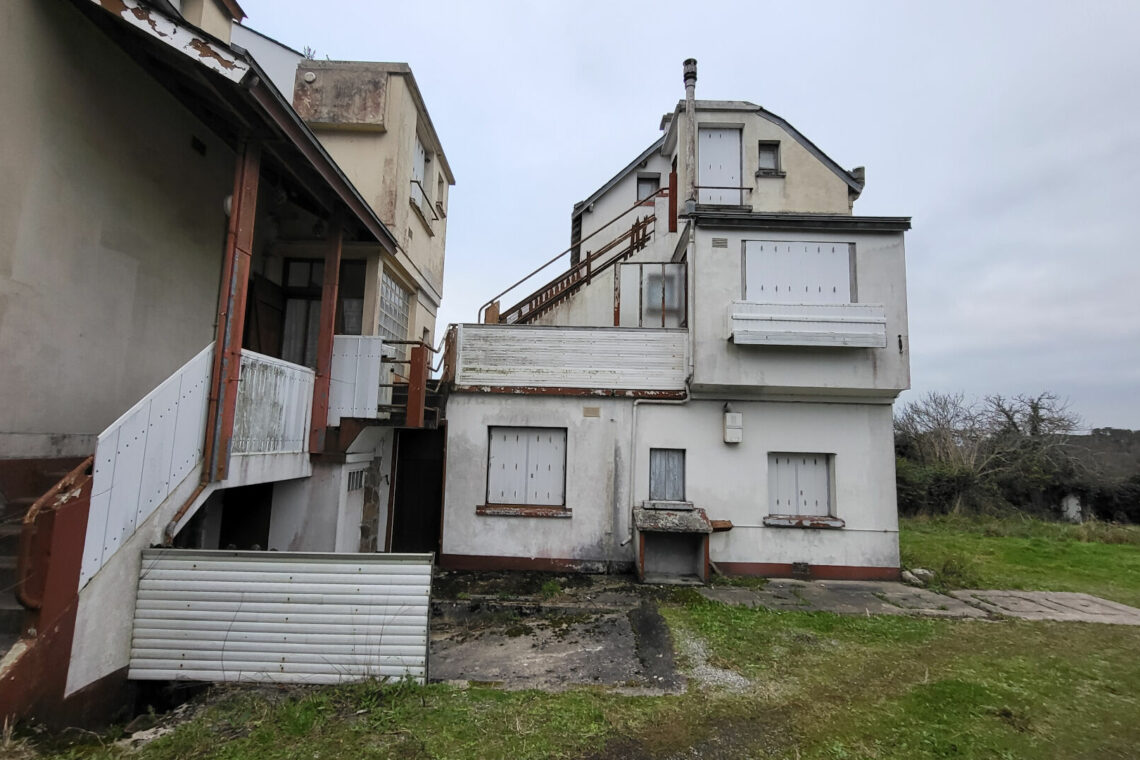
[949,590,1140,625]
[701,580,987,619]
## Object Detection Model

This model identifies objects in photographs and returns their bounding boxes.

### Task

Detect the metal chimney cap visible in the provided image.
[683,58,697,85]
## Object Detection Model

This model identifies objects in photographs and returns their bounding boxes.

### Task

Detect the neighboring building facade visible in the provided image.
[440,60,910,581]
[0,0,451,724]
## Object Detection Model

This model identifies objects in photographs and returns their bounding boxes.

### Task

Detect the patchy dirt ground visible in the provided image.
[430,596,684,693]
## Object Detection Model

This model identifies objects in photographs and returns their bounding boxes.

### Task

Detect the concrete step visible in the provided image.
[0,524,19,555]
[0,555,16,595]
[0,591,25,638]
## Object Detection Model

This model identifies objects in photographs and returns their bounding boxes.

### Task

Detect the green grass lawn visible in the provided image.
[17,516,1140,760]
[899,514,1140,607]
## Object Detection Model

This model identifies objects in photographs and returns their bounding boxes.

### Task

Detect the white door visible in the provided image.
[698,127,742,205]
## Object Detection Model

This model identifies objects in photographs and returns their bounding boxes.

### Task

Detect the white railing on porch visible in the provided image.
[232,350,314,455]
[81,344,214,589]
[327,335,392,426]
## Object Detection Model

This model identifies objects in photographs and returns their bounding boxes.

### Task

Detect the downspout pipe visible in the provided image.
[683,58,698,214]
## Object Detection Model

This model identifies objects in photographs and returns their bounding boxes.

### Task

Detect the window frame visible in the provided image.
[763,451,845,529]
[648,448,686,502]
[755,140,784,178]
[478,426,571,518]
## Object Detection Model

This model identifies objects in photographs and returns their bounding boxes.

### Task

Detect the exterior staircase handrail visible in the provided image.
[498,215,654,325]
[477,188,666,323]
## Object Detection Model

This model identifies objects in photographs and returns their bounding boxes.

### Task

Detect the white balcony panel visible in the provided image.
[233,351,314,454]
[730,301,887,348]
[455,324,687,391]
[328,335,390,425]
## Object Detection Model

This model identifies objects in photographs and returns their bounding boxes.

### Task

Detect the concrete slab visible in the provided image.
[429,599,684,692]
[701,580,987,619]
[949,591,1140,625]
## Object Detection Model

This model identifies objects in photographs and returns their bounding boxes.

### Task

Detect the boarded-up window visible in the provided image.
[649,449,685,501]
[487,427,567,506]
[743,241,853,304]
[698,127,742,205]
[768,453,832,516]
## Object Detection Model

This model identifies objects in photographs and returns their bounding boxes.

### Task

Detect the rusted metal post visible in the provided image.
[484,300,500,324]
[406,344,428,428]
[309,210,344,452]
[204,140,260,482]
[668,159,678,232]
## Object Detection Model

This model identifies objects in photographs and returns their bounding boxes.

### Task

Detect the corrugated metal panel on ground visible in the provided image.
[129,549,433,684]
[455,324,687,390]
[82,344,213,589]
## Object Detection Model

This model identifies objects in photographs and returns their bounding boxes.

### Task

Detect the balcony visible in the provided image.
[728,301,887,348]
[450,324,687,394]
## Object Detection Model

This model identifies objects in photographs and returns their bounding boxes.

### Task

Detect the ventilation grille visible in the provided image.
[712,237,728,249]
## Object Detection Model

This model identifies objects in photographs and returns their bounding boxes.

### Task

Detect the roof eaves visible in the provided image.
[79,0,399,252]
[572,136,666,219]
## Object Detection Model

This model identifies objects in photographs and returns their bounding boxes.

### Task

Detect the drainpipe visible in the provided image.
[683,58,698,214]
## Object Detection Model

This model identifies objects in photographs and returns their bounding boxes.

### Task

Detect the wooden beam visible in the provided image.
[204,140,260,482]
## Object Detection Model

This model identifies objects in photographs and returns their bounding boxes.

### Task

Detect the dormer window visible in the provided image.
[756,141,782,177]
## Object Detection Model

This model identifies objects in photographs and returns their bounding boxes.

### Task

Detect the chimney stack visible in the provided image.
[683,59,698,212]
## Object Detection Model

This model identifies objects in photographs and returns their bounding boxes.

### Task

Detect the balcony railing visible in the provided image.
[728,301,887,348]
[232,350,314,455]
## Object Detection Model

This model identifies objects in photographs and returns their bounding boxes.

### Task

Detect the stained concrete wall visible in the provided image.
[441,392,899,572]
[636,399,899,570]
[0,0,233,458]
[441,395,634,568]
[690,227,909,397]
[295,64,451,345]
[671,103,855,215]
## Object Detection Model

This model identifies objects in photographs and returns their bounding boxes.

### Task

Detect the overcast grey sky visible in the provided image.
[238,0,1140,430]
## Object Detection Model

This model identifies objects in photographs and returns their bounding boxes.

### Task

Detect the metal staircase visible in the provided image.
[480,191,663,326]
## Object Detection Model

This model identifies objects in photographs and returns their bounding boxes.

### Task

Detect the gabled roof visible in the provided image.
[663,100,866,196]
[571,136,665,219]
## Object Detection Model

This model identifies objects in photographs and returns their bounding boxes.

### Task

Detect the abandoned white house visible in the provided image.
[0,0,451,724]
[438,59,911,582]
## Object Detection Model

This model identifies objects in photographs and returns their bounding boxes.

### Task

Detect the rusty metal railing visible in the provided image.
[477,188,666,324]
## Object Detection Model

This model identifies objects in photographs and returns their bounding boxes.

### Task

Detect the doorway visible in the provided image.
[387,427,445,555]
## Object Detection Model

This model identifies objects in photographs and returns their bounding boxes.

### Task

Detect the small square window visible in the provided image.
[649,448,685,501]
[768,452,831,516]
[757,142,781,176]
[637,175,661,201]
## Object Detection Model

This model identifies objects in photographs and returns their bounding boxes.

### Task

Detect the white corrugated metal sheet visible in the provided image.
[82,344,213,589]
[232,351,314,454]
[129,549,433,684]
[730,301,887,348]
[455,325,687,390]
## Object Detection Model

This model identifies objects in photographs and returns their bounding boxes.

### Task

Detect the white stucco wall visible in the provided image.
[691,227,910,397]
[441,395,634,567]
[636,399,899,570]
[441,392,898,572]
[0,0,233,457]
